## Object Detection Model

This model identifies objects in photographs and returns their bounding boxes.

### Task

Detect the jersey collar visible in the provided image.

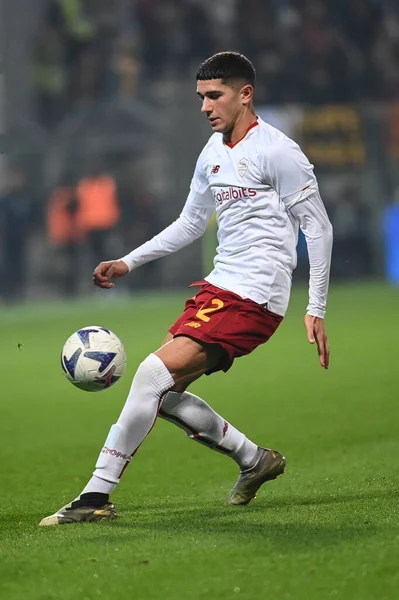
[224,118,259,149]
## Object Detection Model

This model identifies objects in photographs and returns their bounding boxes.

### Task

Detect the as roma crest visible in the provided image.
[238,157,249,176]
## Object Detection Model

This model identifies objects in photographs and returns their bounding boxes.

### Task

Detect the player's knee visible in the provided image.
[155,335,214,384]
[134,354,186,393]
[134,353,174,388]
[170,381,189,393]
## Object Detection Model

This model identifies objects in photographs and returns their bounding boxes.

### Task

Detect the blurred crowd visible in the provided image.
[2,0,397,303]
[33,0,399,128]
[0,163,159,302]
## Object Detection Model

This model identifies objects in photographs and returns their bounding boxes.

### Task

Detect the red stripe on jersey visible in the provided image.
[224,120,259,149]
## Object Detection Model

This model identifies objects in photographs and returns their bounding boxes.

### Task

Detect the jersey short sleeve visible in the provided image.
[263,139,318,209]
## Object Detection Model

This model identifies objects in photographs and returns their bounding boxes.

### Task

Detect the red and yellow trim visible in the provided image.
[224,119,259,149]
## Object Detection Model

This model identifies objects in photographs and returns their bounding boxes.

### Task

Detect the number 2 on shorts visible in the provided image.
[195,298,224,322]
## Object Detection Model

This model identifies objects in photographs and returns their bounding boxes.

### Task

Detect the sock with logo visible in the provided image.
[160,391,259,470]
[79,353,174,499]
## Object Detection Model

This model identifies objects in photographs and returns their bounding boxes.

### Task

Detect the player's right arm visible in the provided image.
[93,154,215,289]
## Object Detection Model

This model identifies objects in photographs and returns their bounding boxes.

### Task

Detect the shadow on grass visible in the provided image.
[72,487,399,552]
[84,516,397,554]
[2,487,397,550]
[245,487,398,509]
[124,486,398,513]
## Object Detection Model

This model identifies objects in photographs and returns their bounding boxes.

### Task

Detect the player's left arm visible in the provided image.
[266,139,333,369]
[289,192,333,369]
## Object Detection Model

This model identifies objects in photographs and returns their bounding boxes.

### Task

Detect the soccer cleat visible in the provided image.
[39,501,117,526]
[225,447,286,506]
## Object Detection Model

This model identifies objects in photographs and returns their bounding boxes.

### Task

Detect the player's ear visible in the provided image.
[240,84,253,106]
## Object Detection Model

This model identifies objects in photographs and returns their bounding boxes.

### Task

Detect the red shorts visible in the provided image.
[169,281,283,374]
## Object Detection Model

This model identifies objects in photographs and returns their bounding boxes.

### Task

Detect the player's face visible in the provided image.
[197,79,252,134]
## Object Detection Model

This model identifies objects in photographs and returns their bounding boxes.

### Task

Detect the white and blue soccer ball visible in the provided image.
[61,326,127,392]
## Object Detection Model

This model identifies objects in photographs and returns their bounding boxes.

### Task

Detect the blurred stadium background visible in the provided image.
[1,4,399,599]
[1,0,399,303]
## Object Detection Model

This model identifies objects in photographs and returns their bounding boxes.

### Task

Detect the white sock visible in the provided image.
[81,353,174,497]
[160,391,259,471]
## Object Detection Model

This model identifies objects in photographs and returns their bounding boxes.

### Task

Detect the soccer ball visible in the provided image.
[61,326,127,392]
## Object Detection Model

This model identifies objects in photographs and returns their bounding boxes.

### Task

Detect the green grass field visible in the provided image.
[0,283,398,600]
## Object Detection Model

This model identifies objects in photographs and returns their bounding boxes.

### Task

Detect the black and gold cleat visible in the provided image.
[225,447,286,506]
[39,493,117,526]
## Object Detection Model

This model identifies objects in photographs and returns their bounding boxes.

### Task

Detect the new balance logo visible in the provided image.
[211,165,220,174]
[184,321,201,329]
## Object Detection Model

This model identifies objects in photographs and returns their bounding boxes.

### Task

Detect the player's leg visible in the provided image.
[159,381,285,506]
[160,390,259,468]
[158,334,285,505]
[39,335,221,526]
[81,336,222,493]
[158,332,258,468]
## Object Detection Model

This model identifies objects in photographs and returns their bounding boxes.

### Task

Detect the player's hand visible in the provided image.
[92,260,129,289]
[304,314,330,369]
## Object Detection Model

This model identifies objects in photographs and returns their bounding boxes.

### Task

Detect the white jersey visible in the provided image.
[121,117,333,318]
[191,118,317,315]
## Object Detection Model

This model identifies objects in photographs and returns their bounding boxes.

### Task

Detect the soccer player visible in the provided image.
[40,52,332,526]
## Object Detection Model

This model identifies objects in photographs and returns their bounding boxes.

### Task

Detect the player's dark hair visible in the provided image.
[196,52,256,88]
